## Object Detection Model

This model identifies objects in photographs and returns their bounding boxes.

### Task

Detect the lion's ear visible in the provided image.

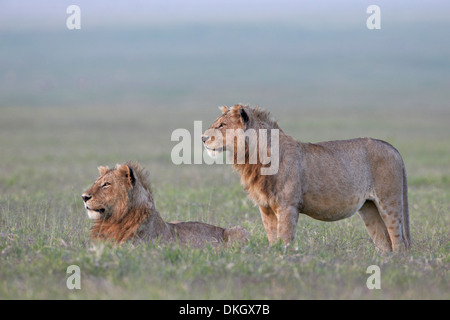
[115,164,136,187]
[219,106,229,114]
[98,166,110,176]
[239,108,249,124]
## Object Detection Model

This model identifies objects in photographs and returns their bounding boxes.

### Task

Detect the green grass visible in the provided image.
[0,104,448,299]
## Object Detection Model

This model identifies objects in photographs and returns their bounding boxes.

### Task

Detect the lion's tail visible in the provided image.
[402,164,411,250]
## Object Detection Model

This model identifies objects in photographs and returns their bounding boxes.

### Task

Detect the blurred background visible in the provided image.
[1,0,449,196]
[1,0,449,110]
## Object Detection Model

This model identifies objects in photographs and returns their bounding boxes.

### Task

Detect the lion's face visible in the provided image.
[202,105,250,158]
[82,164,134,220]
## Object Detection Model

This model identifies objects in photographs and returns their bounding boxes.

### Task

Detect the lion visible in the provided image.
[81,161,249,247]
[202,104,410,252]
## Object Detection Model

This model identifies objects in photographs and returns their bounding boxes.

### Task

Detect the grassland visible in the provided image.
[0,104,448,299]
[0,18,449,299]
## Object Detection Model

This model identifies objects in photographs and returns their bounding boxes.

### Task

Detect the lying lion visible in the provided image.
[82,161,249,247]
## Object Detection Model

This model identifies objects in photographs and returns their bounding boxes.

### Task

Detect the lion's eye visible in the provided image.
[102,182,111,189]
[218,123,226,128]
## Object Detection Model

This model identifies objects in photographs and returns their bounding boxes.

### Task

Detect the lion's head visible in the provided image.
[202,104,279,161]
[201,104,250,158]
[82,162,153,222]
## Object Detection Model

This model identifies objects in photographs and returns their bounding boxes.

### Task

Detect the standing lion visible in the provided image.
[82,161,249,247]
[202,104,410,252]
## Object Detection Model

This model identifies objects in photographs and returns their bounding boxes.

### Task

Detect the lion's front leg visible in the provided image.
[259,206,278,245]
[275,206,299,246]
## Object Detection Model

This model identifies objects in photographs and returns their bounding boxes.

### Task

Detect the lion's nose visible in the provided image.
[202,135,209,143]
[82,194,92,202]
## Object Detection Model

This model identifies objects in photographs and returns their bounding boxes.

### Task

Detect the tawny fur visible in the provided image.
[202,104,411,252]
[82,161,249,247]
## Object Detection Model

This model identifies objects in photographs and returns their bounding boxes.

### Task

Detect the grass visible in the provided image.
[0,104,448,300]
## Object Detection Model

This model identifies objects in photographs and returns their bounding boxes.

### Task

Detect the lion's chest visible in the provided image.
[243,181,274,208]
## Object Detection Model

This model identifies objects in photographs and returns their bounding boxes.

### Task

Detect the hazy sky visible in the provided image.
[1,0,449,109]
[1,0,449,30]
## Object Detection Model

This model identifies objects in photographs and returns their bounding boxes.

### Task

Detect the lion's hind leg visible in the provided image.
[373,195,407,252]
[358,201,392,252]
[224,226,250,244]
